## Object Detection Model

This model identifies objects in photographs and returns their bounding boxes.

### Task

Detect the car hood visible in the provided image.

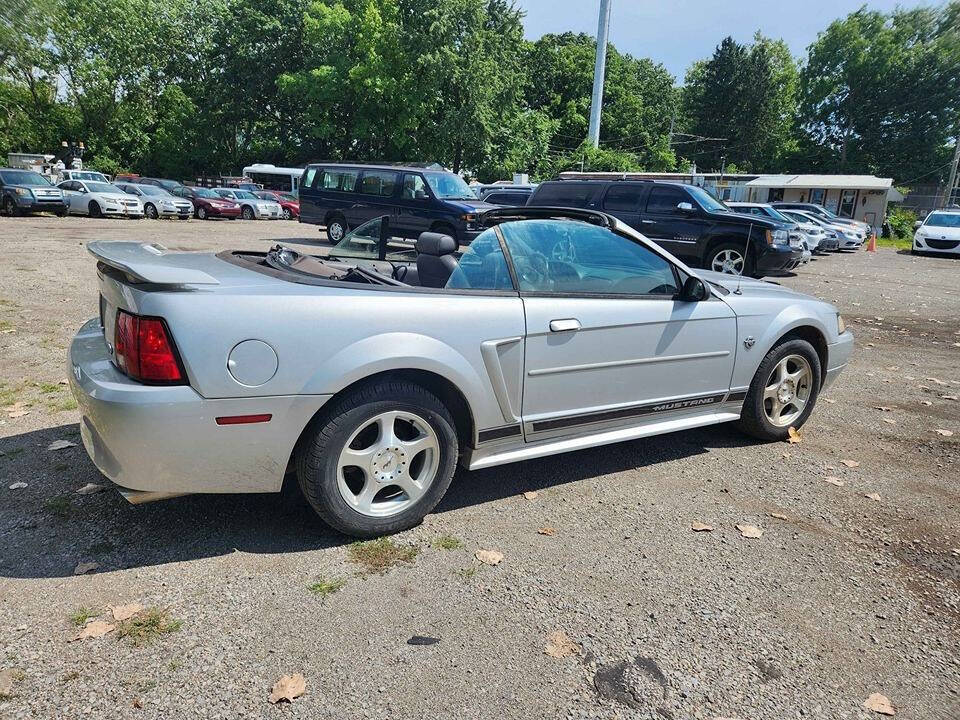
[918,225,960,240]
[697,270,809,301]
[100,192,140,201]
[711,210,779,228]
[445,199,498,213]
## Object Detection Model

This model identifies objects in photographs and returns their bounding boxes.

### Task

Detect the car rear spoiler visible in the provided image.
[479,206,616,228]
[87,242,220,285]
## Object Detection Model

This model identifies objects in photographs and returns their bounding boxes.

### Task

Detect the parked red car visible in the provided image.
[255,190,299,220]
[172,186,241,220]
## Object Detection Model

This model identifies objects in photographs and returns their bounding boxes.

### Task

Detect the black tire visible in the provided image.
[88,201,102,218]
[326,215,347,244]
[296,380,459,537]
[3,196,20,217]
[196,206,208,220]
[56,208,68,217]
[706,241,754,277]
[241,205,255,220]
[144,202,158,219]
[738,337,822,441]
[282,207,292,221]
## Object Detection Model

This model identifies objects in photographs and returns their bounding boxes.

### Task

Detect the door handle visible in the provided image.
[549,319,581,332]
[641,219,656,224]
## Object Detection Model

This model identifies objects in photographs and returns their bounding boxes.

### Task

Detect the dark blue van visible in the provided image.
[298,163,495,244]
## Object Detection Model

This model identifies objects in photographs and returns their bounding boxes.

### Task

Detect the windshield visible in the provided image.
[925,212,960,228]
[332,216,417,261]
[279,193,297,202]
[423,171,476,200]
[136,185,168,196]
[0,170,51,186]
[73,171,108,182]
[763,207,795,223]
[233,191,257,199]
[193,187,221,198]
[86,182,122,193]
[687,185,728,212]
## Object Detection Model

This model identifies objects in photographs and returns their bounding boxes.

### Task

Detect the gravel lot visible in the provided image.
[1,215,958,720]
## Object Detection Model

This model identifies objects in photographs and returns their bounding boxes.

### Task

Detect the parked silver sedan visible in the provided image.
[68,208,853,537]
[213,188,282,220]
[114,182,193,220]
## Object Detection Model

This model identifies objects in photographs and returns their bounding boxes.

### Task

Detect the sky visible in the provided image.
[514,0,934,81]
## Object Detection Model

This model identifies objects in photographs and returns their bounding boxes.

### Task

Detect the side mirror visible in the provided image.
[913,221,922,229]
[415,190,426,200]
[677,202,694,212]
[679,276,708,302]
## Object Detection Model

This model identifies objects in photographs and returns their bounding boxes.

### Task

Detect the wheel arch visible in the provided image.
[704,234,753,265]
[775,325,828,387]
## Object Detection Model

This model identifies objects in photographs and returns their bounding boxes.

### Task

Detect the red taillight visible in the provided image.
[114,310,185,384]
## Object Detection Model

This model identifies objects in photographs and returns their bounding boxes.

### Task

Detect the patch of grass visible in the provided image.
[69,607,97,627]
[50,396,78,412]
[167,659,182,672]
[44,496,72,517]
[36,381,63,394]
[85,540,115,555]
[347,538,419,574]
[454,566,478,579]
[307,576,346,597]
[875,236,912,250]
[116,607,182,646]
[0,382,25,406]
[431,534,463,550]
[0,320,13,332]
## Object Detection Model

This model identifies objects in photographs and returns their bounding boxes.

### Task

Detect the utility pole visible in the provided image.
[944,136,960,209]
[587,0,612,147]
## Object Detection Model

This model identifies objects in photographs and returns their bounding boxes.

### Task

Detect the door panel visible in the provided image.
[520,296,737,441]
[641,186,709,261]
[395,173,433,239]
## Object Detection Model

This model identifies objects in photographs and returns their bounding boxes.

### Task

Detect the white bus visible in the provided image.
[242,163,305,196]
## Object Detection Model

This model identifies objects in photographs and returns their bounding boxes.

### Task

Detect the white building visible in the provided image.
[745,175,899,230]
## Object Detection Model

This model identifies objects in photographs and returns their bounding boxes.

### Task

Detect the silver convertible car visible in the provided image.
[69,207,853,536]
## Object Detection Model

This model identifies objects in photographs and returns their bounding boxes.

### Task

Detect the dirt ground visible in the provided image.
[0,215,958,719]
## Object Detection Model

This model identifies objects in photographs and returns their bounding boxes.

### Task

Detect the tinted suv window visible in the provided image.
[360,171,398,197]
[603,184,645,211]
[532,183,598,207]
[499,219,678,296]
[485,191,528,205]
[303,167,317,189]
[646,186,691,214]
[320,168,359,193]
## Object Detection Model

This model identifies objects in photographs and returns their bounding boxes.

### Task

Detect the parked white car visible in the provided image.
[727,202,824,257]
[114,182,193,220]
[777,210,842,252]
[57,180,144,218]
[57,169,110,184]
[913,210,960,255]
[786,210,864,250]
[213,188,282,220]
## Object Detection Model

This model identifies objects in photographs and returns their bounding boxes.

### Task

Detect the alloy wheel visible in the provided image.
[336,410,440,518]
[329,221,345,242]
[711,248,745,274]
[762,354,813,427]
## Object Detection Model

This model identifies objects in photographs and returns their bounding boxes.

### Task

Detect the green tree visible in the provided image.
[682,33,799,173]
[797,4,960,182]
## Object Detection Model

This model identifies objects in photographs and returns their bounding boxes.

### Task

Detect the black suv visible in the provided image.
[528,180,803,277]
[298,163,495,245]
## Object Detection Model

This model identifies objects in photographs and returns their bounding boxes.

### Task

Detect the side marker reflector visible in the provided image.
[215,414,272,426]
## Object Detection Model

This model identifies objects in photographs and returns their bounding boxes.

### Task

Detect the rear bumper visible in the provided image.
[822,330,854,391]
[68,318,329,495]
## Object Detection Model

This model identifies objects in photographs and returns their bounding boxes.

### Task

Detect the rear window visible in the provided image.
[532,183,598,207]
[319,168,359,193]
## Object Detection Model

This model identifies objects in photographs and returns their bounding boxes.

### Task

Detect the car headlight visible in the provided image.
[771,229,788,244]
[104,198,118,205]
[837,314,846,334]
[14,187,32,197]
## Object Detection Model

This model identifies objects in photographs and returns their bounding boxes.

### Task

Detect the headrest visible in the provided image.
[416,232,457,256]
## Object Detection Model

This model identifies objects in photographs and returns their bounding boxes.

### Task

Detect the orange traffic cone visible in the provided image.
[867,233,877,252]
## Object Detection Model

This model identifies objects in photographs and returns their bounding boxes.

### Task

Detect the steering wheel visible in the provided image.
[512,252,549,288]
[550,239,577,264]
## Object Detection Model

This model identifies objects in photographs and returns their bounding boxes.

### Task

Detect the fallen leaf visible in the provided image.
[406,635,440,646]
[269,673,305,704]
[7,409,29,418]
[73,562,98,575]
[47,439,76,451]
[823,476,845,487]
[882,418,896,425]
[8,482,27,490]
[690,521,714,532]
[920,400,932,406]
[768,512,788,520]
[941,395,958,401]
[132,698,143,709]
[76,483,105,495]
[864,493,881,502]
[787,426,801,444]
[69,619,115,642]
[58,378,69,385]
[781,451,791,459]
[864,692,895,716]
[926,377,948,386]
[544,630,580,658]
[839,459,860,468]
[873,406,892,412]
[0,668,17,696]
[823,398,836,404]
[933,429,954,437]
[904,375,916,381]
[537,527,556,536]
[735,524,763,539]
[522,490,538,500]
[109,603,144,622]
[475,549,503,566]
